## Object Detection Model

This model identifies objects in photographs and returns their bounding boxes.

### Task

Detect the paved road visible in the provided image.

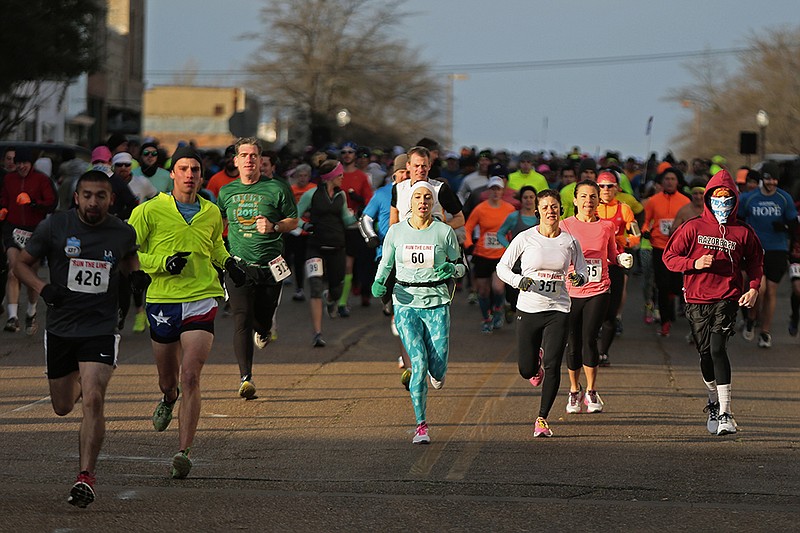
[1,274,798,531]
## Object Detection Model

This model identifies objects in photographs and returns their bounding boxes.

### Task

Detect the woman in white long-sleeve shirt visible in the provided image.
[497,189,588,437]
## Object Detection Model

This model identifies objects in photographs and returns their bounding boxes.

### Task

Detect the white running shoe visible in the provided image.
[704,401,719,434]
[757,332,772,348]
[390,319,399,337]
[412,422,430,444]
[429,373,444,390]
[253,331,270,349]
[716,412,737,435]
[566,388,582,414]
[584,390,604,413]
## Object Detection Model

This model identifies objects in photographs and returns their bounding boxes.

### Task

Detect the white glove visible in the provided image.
[289,227,303,237]
[617,253,633,269]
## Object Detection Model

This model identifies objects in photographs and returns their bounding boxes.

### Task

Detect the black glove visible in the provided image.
[40,284,68,308]
[225,257,247,287]
[465,244,475,256]
[129,270,152,292]
[772,221,788,233]
[303,222,315,234]
[366,236,379,249]
[348,189,364,205]
[641,230,651,240]
[165,251,191,275]
[518,277,534,291]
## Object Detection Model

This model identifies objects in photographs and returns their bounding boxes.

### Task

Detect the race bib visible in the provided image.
[586,258,602,283]
[659,218,674,235]
[483,232,503,249]
[12,228,32,248]
[790,263,800,279]
[402,244,434,269]
[67,258,111,294]
[530,271,564,296]
[305,257,323,278]
[269,255,291,282]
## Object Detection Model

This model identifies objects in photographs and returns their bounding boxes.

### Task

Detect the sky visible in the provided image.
[146,0,800,159]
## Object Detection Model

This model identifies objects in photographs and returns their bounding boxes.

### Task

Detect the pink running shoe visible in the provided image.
[529,348,544,387]
[533,417,553,437]
[412,422,430,444]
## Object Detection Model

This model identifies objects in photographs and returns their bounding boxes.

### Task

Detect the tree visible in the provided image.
[667,26,800,165]
[245,0,443,148]
[0,0,102,138]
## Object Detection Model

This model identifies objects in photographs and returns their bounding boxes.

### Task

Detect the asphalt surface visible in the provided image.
[0,272,798,532]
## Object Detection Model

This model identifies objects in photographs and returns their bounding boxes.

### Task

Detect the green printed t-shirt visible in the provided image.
[217,177,298,264]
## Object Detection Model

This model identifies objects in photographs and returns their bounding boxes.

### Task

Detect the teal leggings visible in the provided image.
[394,304,450,424]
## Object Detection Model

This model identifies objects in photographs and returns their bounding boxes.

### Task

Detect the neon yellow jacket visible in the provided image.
[129,193,229,303]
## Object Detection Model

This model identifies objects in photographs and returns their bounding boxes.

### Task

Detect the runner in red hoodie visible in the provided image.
[663,170,762,437]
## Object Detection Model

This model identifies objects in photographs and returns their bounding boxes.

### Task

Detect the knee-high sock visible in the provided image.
[478,296,491,321]
[339,273,352,306]
[717,384,732,415]
[491,290,504,312]
[704,379,718,403]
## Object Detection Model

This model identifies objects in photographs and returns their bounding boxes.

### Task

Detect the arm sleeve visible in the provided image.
[128,205,167,274]
[338,191,357,226]
[644,198,654,232]
[296,189,314,228]
[662,225,697,273]
[496,233,525,288]
[443,226,464,278]
[374,225,396,283]
[497,212,516,247]
[37,175,58,212]
[744,228,764,291]
[437,181,463,215]
[571,238,588,280]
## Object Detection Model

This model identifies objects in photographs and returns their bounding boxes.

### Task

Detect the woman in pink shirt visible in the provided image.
[560,180,632,415]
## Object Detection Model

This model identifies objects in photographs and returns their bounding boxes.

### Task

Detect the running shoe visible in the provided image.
[390,319,399,337]
[598,353,610,367]
[757,332,772,348]
[504,304,515,324]
[152,389,179,432]
[429,373,444,390]
[270,329,278,342]
[533,417,553,438]
[397,356,405,369]
[322,290,337,319]
[401,368,411,391]
[491,310,503,330]
[615,317,623,335]
[658,321,671,337]
[253,330,270,349]
[481,320,493,334]
[704,401,720,434]
[171,449,192,479]
[566,387,582,414]
[716,412,737,436]
[529,348,544,387]
[742,320,755,341]
[312,333,326,347]
[4,317,19,333]
[643,303,654,325]
[789,317,798,337]
[292,288,306,301]
[467,291,478,305]
[382,300,393,317]
[25,313,37,336]
[132,310,147,333]
[238,378,256,399]
[337,305,351,318]
[584,389,604,413]
[412,421,430,444]
[67,471,96,508]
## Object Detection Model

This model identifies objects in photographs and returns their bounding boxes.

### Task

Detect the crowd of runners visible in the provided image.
[1,135,798,507]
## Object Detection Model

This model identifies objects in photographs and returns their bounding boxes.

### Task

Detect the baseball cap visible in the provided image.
[487,176,505,189]
[597,171,618,185]
[393,154,408,173]
[91,146,112,163]
[444,151,459,160]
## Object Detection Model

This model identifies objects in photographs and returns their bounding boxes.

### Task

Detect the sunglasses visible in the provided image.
[142,150,158,156]
[341,150,356,155]
[114,163,131,167]
[598,184,616,189]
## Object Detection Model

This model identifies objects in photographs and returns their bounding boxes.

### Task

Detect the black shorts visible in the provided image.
[45,331,119,379]
[685,300,738,352]
[763,250,789,283]
[344,228,362,258]
[2,224,35,252]
[472,255,500,279]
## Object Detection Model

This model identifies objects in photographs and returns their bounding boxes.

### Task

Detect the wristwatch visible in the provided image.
[273,222,280,233]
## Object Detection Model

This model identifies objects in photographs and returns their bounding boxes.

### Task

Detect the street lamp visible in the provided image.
[445,74,468,151]
[756,109,769,161]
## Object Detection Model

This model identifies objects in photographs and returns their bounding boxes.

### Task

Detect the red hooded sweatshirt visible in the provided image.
[663,170,763,304]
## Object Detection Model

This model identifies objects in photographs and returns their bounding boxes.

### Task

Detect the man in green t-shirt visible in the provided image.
[217,137,298,400]
[507,150,548,194]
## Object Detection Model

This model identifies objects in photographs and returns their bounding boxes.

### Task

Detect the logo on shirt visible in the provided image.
[64,237,81,257]
[751,203,782,217]
[103,249,115,264]
[697,234,737,251]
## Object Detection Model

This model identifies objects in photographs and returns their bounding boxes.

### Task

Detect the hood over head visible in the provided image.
[703,169,739,224]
